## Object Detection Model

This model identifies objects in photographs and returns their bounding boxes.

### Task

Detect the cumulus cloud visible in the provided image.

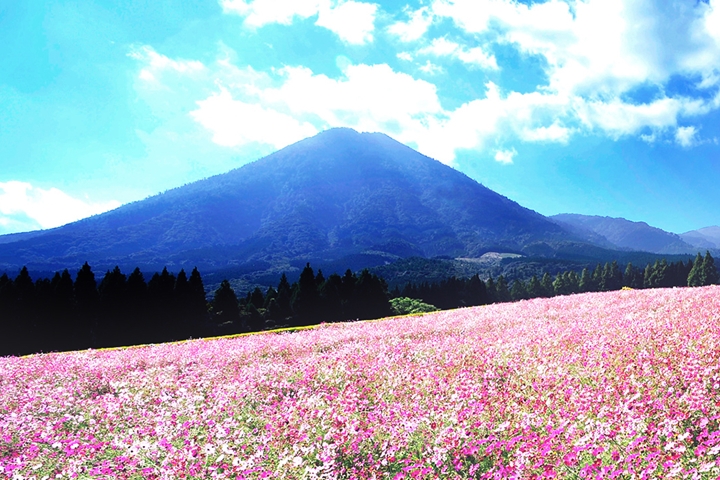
[0,182,120,233]
[387,6,434,42]
[316,1,377,44]
[418,37,498,70]
[675,126,698,147]
[220,0,378,44]
[133,0,720,167]
[190,88,318,149]
[494,148,517,164]
[128,46,205,83]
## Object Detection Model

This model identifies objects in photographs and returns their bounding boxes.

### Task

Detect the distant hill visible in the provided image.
[0,128,582,276]
[681,226,720,250]
[550,214,697,255]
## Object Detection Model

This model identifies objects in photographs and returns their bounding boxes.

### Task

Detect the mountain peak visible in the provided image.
[0,131,570,272]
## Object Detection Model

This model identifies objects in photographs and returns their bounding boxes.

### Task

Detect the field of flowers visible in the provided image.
[2,286,720,479]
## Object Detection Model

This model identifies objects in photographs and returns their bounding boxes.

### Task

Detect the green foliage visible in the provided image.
[390,297,440,315]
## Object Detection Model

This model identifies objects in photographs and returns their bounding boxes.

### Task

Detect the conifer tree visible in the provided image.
[495,275,511,303]
[75,262,99,348]
[701,251,719,285]
[465,274,488,306]
[526,275,543,298]
[173,269,191,340]
[212,280,240,326]
[687,253,704,287]
[579,268,593,292]
[276,273,293,320]
[126,267,148,344]
[540,272,554,297]
[485,276,497,303]
[98,266,127,347]
[51,269,75,350]
[510,279,528,301]
[188,267,208,336]
[292,263,320,325]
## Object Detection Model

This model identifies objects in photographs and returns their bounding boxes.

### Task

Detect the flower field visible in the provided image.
[2,286,720,479]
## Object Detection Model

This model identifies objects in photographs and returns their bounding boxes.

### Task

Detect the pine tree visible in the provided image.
[608,261,623,290]
[75,262,99,348]
[292,263,320,325]
[354,269,391,320]
[485,276,497,303]
[687,253,704,287]
[623,263,634,288]
[126,267,148,344]
[173,269,191,340]
[495,275,511,303]
[579,268,593,292]
[510,279,528,301]
[188,267,207,336]
[98,266,127,347]
[552,273,567,296]
[276,273,293,320]
[465,274,488,306]
[212,280,240,326]
[701,251,719,285]
[526,275,543,298]
[540,272,554,297]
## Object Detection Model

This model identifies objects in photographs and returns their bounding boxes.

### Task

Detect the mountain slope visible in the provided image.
[550,214,696,254]
[681,226,720,250]
[0,128,576,272]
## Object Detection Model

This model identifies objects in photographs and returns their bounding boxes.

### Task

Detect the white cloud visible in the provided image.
[494,148,517,164]
[418,60,444,75]
[220,0,378,44]
[388,6,434,42]
[316,1,377,44]
[418,37,498,70]
[220,0,323,26]
[521,122,570,143]
[675,125,698,147]
[128,46,205,83]
[190,88,318,149]
[397,51,413,62]
[0,181,120,233]
[428,0,720,139]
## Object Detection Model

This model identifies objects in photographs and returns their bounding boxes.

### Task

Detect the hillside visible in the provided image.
[3,286,719,477]
[681,226,720,249]
[0,128,577,274]
[550,213,696,254]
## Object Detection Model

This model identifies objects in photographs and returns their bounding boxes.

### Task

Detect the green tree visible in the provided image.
[212,280,240,326]
[98,266,127,347]
[540,273,554,297]
[390,297,439,315]
[495,275,511,303]
[75,262,99,348]
[510,279,529,301]
[701,251,719,285]
[526,275,542,298]
[579,268,593,292]
[687,253,704,287]
[292,263,321,325]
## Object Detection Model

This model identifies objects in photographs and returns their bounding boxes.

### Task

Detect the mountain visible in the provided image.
[0,128,579,275]
[550,214,696,254]
[680,226,720,250]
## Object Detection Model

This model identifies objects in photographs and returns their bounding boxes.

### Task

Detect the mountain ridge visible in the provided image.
[0,128,577,273]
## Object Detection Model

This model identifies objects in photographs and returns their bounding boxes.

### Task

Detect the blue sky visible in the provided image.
[1,0,720,236]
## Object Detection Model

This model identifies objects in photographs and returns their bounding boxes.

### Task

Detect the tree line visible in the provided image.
[212,264,392,334]
[0,263,207,356]
[1,252,717,356]
[395,251,718,307]
[0,262,393,356]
